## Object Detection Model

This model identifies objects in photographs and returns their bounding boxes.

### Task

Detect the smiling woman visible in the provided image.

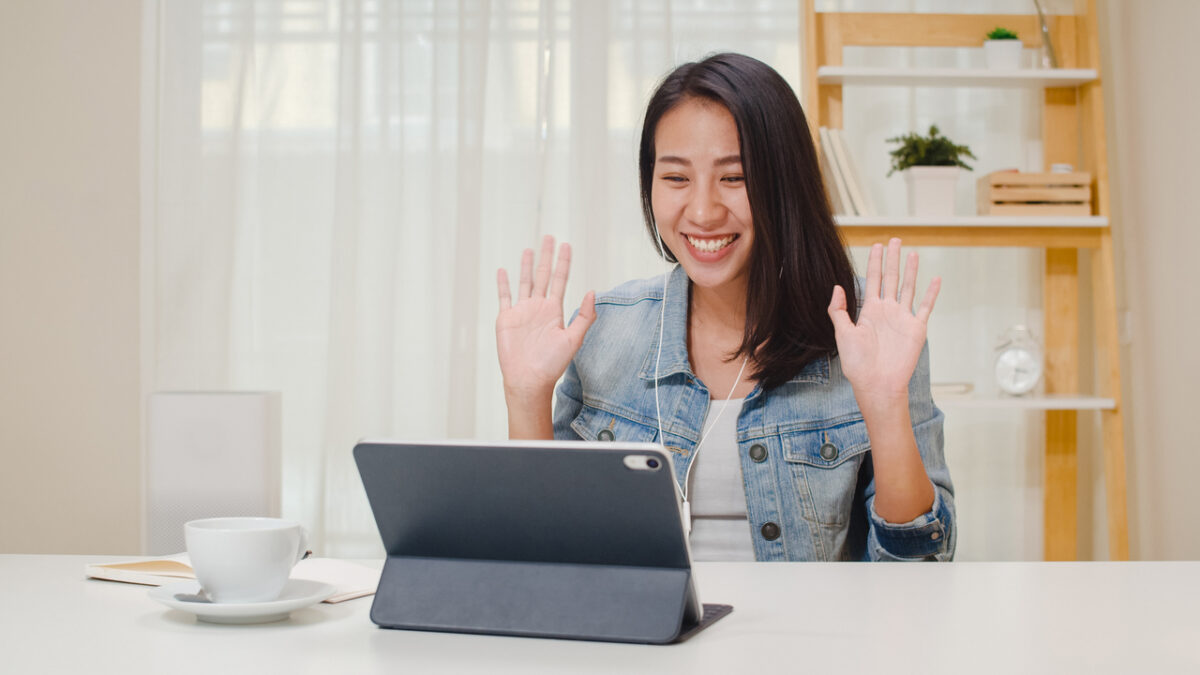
[495,53,956,563]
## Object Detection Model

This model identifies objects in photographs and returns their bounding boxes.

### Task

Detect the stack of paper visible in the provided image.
[85,555,380,604]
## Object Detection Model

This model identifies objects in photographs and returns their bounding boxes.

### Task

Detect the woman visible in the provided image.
[495,53,954,562]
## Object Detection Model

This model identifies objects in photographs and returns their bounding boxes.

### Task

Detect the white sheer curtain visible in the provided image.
[149,0,1080,559]
[149,0,800,556]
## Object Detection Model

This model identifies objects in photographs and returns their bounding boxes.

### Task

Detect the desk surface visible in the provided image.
[2,555,1196,674]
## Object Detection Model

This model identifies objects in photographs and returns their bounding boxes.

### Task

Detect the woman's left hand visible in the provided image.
[827,238,940,409]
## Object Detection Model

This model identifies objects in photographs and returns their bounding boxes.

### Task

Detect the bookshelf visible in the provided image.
[804,1,1128,561]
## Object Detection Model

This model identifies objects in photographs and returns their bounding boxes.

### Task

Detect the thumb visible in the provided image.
[566,291,596,349]
[827,284,854,334]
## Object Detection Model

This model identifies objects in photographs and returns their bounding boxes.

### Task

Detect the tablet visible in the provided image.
[353,439,732,644]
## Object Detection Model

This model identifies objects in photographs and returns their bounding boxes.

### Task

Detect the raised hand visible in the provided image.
[496,235,596,399]
[827,238,940,407]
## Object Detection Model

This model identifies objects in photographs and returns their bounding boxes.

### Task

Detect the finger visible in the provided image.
[497,268,512,310]
[900,250,919,311]
[882,237,902,301]
[518,248,534,299]
[566,291,597,349]
[865,243,883,300]
[548,243,571,300]
[532,234,555,297]
[915,276,942,323]
[827,284,855,334]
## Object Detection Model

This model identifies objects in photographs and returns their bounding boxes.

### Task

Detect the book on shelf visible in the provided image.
[84,554,381,604]
[818,126,853,215]
[830,127,876,217]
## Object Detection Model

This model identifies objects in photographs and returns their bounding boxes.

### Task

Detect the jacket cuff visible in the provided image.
[868,489,952,561]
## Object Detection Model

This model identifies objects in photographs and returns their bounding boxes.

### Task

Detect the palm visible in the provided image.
[828,239,940,401]
[497,295,581,387]
[495,236,595,394]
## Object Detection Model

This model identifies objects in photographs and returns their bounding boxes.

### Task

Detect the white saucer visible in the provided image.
[149,579,337,624]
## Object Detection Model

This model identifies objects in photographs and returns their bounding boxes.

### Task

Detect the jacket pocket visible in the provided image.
[780,417,870,526]
[571,403,660,444]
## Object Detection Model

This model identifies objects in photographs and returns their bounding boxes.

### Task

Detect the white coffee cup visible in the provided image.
[184,517,308,603]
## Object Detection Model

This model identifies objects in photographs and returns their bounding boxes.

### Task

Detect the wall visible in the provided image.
[0,0,142,553]
[1101,0,1200,560]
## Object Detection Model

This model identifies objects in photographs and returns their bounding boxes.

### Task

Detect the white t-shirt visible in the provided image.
[686,398,755,562]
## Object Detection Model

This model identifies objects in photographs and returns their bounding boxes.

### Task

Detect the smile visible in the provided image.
[685,234,738,253]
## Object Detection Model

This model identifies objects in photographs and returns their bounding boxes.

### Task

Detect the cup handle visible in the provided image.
[295,527,310,564]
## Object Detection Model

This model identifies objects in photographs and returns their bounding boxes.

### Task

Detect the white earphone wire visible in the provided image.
[652,228,749,531]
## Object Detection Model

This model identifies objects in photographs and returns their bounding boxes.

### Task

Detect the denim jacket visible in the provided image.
[553,266,955,561]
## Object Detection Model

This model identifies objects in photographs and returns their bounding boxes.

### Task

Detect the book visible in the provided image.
[830,127,877,217]
[85,555,380,604]
[818,126,854,215]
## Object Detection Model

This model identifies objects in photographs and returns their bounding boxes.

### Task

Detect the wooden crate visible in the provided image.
[977,171,1093,216]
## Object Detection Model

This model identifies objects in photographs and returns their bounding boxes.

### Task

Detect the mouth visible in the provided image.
[684,233,738,253]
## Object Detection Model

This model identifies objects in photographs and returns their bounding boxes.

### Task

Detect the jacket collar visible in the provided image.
[635,264,832,386]
[637,265,692,381]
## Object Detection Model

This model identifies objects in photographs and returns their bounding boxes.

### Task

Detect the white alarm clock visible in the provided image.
[994,325,1043,396]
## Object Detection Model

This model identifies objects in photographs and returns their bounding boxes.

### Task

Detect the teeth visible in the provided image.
[686,234,735,253]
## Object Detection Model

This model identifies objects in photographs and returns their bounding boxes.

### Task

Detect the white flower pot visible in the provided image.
[904,166,960,217]
[984,39,1024,70]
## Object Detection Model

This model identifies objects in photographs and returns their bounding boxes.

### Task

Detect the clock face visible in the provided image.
[995,348,1042,395]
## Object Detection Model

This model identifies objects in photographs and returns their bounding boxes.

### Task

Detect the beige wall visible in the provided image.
[0,1,142,553]
[1102,0,1200,560]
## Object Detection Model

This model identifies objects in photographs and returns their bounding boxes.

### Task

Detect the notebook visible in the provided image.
[353,439,732,644]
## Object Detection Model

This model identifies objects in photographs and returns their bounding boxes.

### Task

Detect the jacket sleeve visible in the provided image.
[552,358,585,441]
[862,341,956,561]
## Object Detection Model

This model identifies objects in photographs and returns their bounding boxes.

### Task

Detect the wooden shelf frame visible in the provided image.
[816,66,1099,88]
[803,1,1128,561]
[937,394,1116,411]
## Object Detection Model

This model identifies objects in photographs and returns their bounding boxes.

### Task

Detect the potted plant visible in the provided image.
[886,125,976,217]
[984,27,1024,70]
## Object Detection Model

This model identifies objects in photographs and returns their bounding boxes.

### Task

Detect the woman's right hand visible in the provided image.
[496,235,596,400]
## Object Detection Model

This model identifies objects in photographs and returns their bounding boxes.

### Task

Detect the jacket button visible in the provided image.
[597,429,614,441]
[748,444,768,463]
[819,442,839,461]
[760,522,781,541]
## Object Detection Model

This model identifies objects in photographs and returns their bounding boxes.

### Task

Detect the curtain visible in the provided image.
[150,0,801,557]
[149,0,1077,558]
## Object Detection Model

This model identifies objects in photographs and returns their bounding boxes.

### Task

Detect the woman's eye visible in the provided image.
[660,175,688,183]
[723,175,745,183]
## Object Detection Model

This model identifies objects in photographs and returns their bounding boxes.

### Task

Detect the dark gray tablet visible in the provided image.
[353,439,732,644]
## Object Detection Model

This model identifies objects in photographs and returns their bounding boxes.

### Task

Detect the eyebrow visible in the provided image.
[656,154,743,167]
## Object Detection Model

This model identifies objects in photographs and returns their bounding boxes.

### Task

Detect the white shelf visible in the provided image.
[936,393,1115,411]
[835,215,1109,228]
[817,66,1099,88]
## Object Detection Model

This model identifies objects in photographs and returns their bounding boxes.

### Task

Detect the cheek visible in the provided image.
[650,189,679,225]
[732,193,753,225]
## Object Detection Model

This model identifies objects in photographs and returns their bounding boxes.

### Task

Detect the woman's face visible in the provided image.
[651,97,754,297]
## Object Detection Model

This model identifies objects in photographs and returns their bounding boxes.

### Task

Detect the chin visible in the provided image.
[679,262,749,293]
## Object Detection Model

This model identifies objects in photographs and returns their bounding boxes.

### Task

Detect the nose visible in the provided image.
[684,180,728,229]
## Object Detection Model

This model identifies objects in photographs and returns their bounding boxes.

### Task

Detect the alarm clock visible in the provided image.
[994,325,1043,396]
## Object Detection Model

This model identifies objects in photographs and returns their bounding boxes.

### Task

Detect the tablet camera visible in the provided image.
[622,455,663,471]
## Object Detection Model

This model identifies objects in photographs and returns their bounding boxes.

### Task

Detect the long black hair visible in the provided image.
[638,52,858,390]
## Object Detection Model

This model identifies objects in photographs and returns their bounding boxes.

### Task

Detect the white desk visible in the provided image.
[2,555,1196,674]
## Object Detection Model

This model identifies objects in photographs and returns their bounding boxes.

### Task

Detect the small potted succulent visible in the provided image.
[886,125,976,217]
[984,27,1024,70]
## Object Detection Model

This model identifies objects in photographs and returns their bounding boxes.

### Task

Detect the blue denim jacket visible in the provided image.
[553,266,955,561]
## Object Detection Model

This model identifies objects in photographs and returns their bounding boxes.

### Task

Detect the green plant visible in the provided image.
[885,125,976,176]
[986,27,1019,40]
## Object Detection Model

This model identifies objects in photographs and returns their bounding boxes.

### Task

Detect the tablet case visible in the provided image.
[353,440,732,644]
